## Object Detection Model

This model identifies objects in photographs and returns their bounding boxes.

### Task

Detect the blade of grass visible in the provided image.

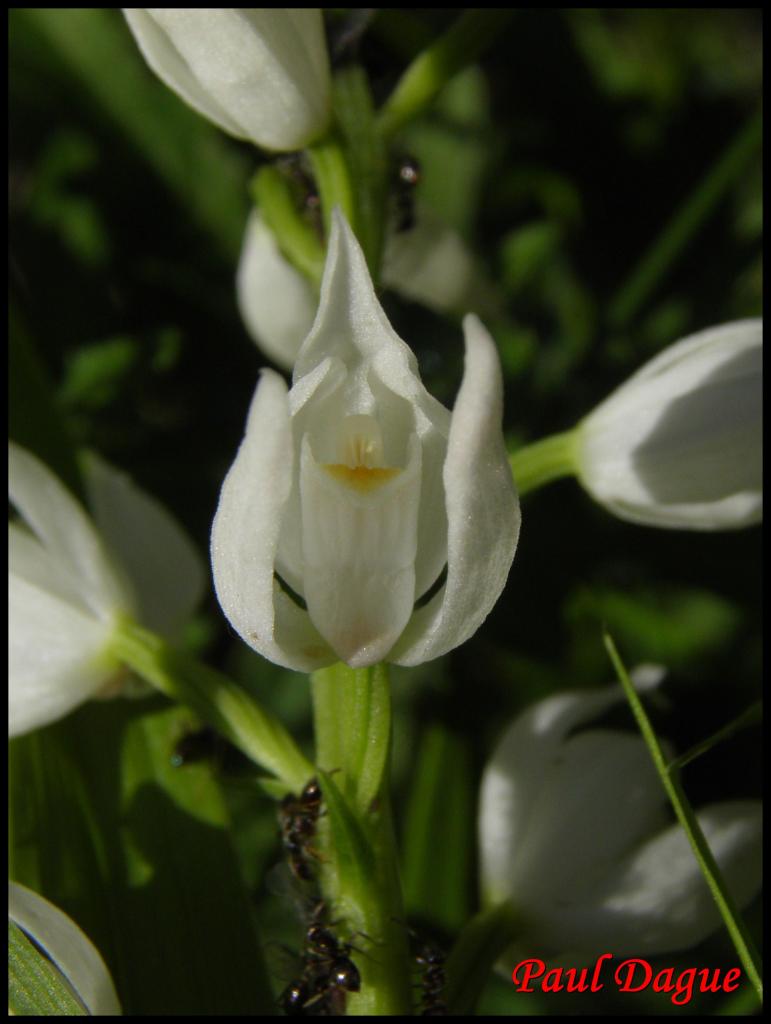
[603,631,762,1004]
[608,107,761,329]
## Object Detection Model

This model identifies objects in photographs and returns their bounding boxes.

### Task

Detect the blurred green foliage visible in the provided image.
[9,8,761,1016]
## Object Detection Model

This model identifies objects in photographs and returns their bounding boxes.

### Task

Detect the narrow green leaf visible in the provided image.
[9,921,86,1016]
[604,631,763,1004]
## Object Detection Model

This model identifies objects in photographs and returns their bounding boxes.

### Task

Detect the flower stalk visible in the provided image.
[311,662,413,1015]
[509,430,578,498]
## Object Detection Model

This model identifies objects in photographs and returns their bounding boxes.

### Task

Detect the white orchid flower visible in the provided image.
[9,443,204,737]
[479,676,763,958]
[212,209,520,670]
[123,9,331,152]
[576,320,762,529]
[9,881,121,1015]
[237,206,499,371]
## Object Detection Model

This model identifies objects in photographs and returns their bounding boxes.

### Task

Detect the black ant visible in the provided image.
[275,154,322,238]
[416,942,447,1016]
[280,902,361,1015]
[393,155,421,233]
[392,918,448,1015]
[279,778,324,882]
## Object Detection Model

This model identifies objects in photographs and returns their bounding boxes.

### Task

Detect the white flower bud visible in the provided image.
[123,9,331,152]
[577,320,762,529]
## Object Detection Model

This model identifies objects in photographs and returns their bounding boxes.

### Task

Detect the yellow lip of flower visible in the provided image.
[322,464,401,493]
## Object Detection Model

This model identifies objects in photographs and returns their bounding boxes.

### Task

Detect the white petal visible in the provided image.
[9,882,121,1015]
[299,433,422,666]
[84,452,205,639]
[9,523,85,609]
[546,801,763,955]
[124,9,331,151]
[8,443,132,621]
[9,575,116,738]
[382,203,499,317]
[210,369,332,671]
[578,320,762,529]
[237,212,318,370]
[393,315,520,664]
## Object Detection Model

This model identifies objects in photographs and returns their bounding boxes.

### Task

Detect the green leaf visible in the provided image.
[9,921,86,1016]
[9,699,274,1015]
[402,725,473,931]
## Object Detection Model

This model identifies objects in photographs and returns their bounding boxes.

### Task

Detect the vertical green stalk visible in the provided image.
[329,65,388,282]
[310,663,412,1015]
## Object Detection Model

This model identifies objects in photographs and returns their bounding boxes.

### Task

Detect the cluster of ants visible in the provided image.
[171,732,446,1014]
[278,777,447,1016]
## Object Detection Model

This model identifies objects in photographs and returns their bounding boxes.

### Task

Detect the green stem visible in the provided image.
[306,135,356,241]
[509,430,578,497]
[250,165,325,288]
[608,107,762,329]
[311,663,412,1015]
[604,632,763,1005]
[330,65,388,282]
[377,10,515,139]
[110,620,314,790]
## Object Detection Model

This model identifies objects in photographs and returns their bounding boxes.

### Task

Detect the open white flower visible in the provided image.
[9,881,121,1015]
[479,679,762,957]
[123,9,331,152]
[212,209,520,670]
[9,444,204,737]
[576,320,762,529]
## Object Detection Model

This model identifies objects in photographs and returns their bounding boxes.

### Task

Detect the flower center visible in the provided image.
[323,415,401,493]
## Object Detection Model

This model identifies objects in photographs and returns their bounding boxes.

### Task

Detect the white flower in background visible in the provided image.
[236,212,319,371]
[237,206,499,371]
[123,9,331,152]
[479,676,763,958]
[9,881,121,1015]
[576,320,762,529]
[9,443,204,737]
[212,209,520,670]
